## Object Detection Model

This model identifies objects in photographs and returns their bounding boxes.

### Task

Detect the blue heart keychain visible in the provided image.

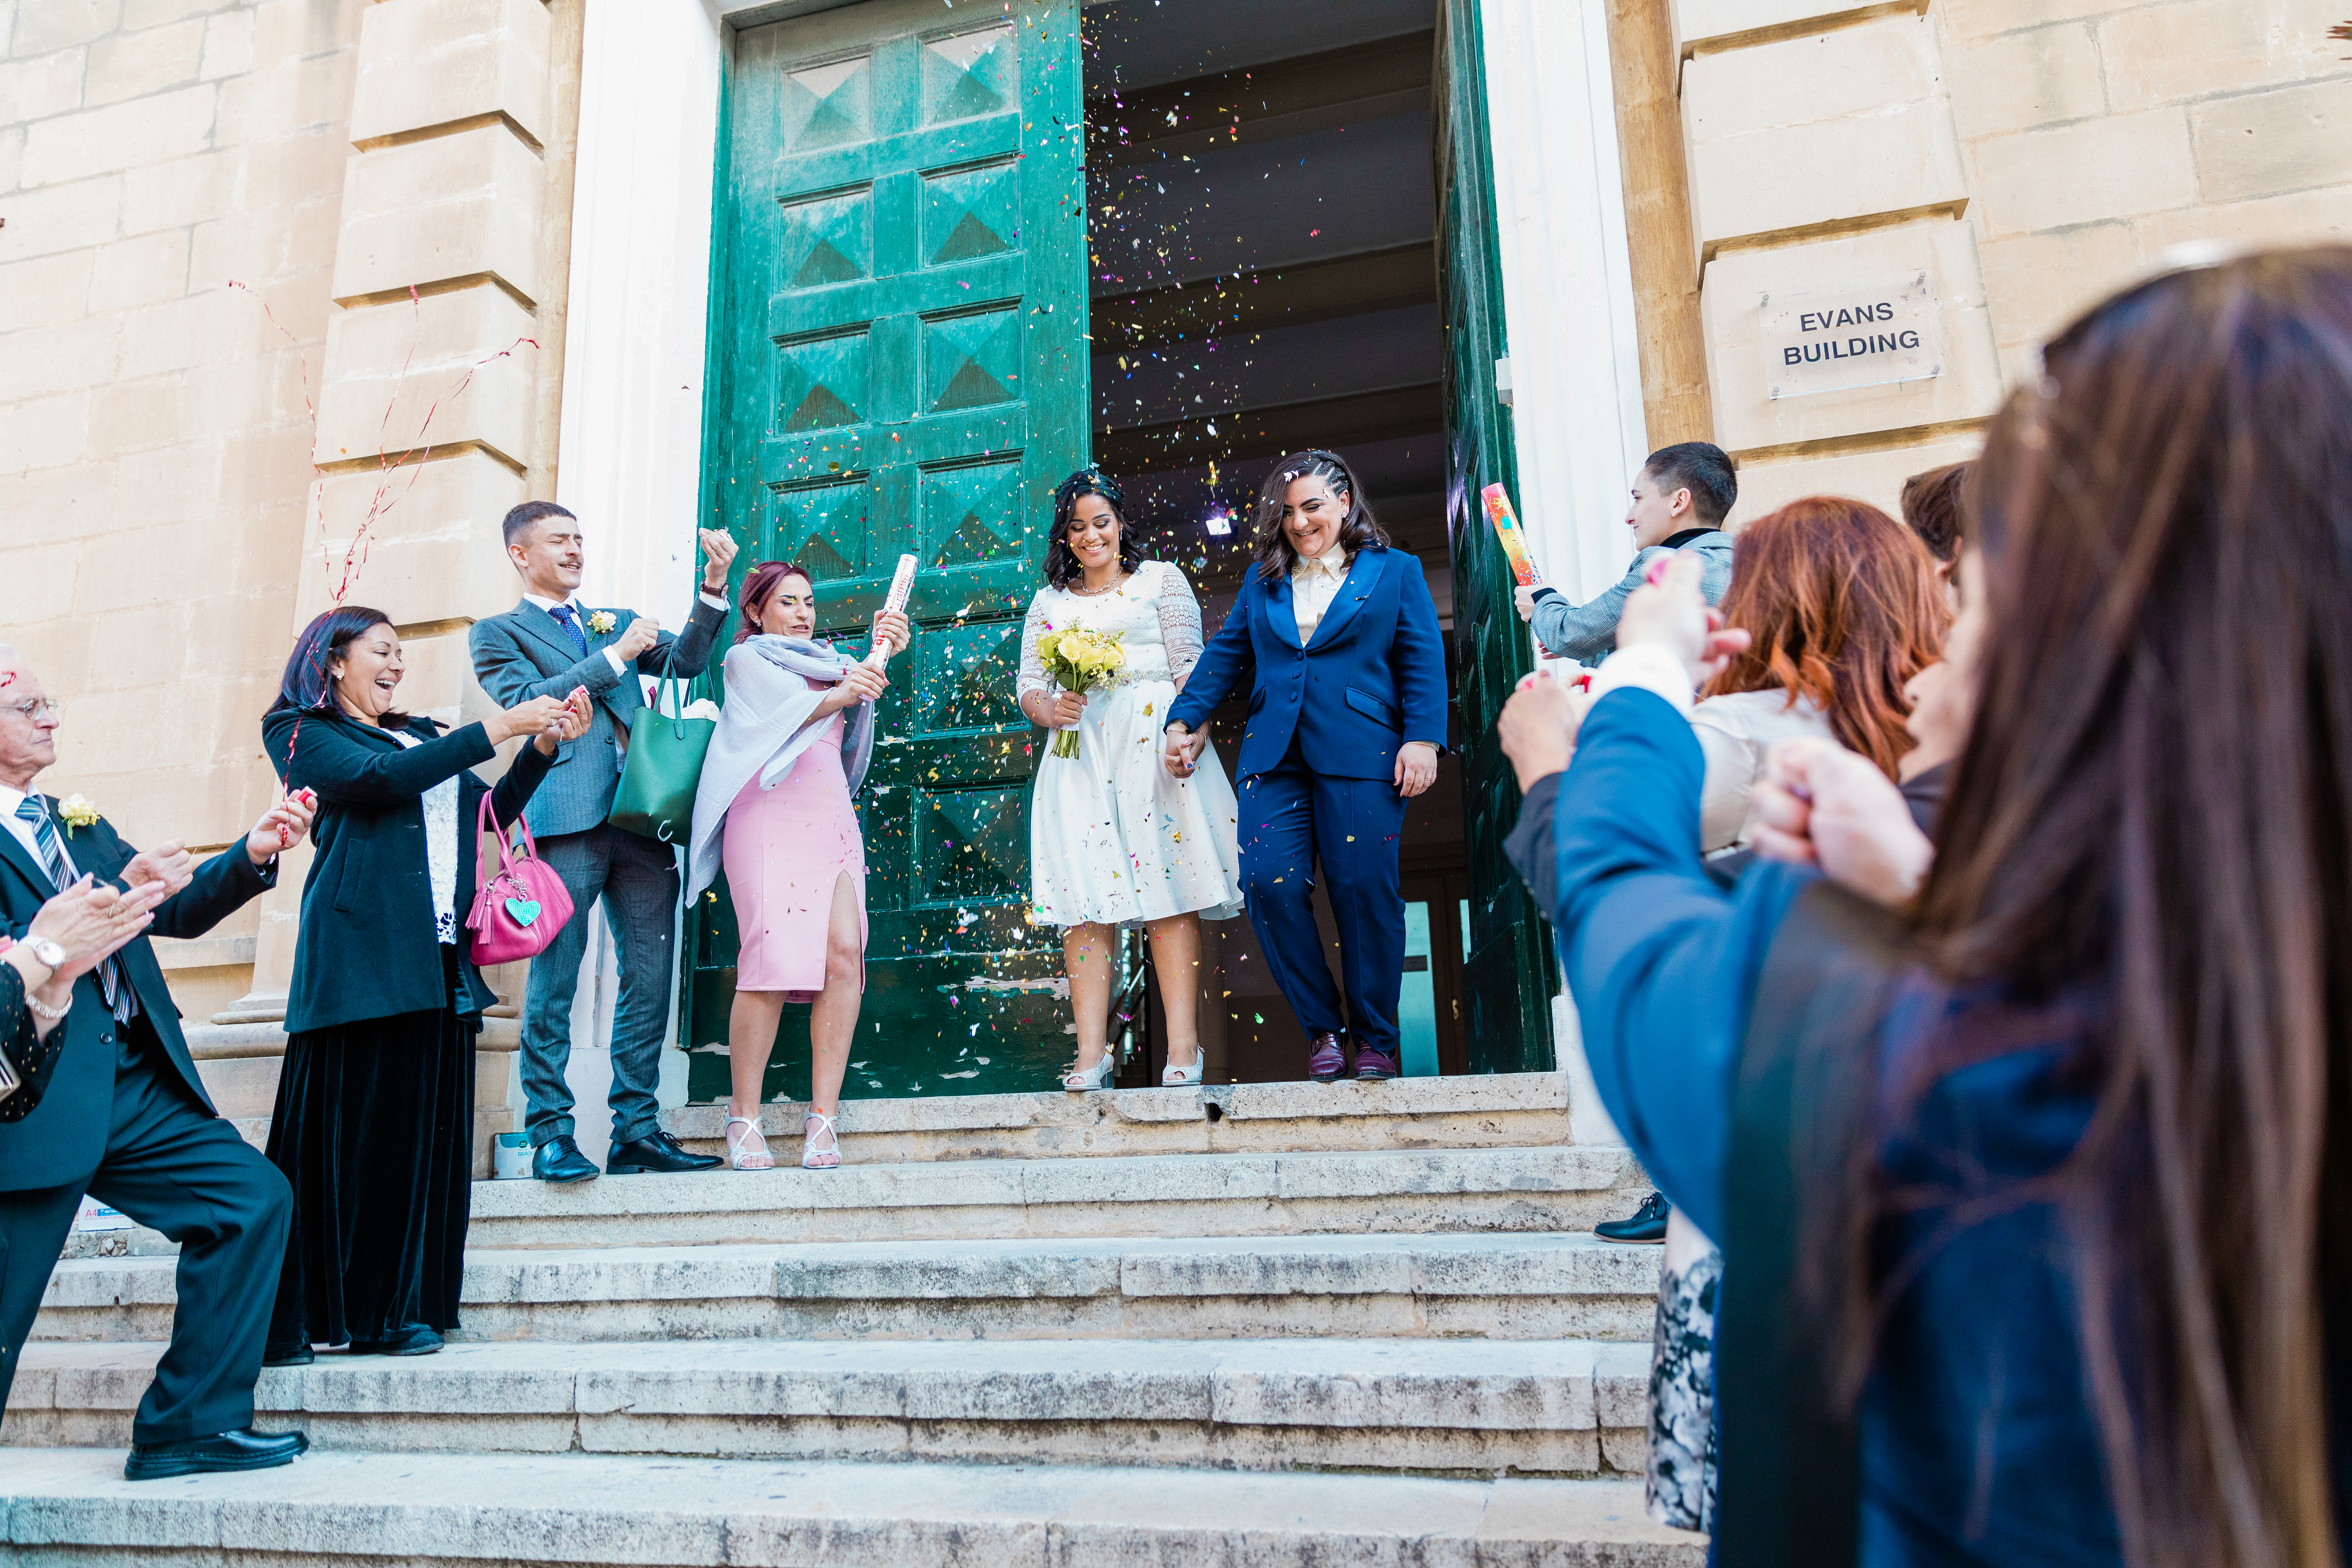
[504,896,542,927]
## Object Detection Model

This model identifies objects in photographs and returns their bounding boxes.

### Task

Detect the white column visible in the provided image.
[1478,0,1642,1139]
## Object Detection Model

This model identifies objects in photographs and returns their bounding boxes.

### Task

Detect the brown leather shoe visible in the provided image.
[1307,1032,1348,1081]
[1350,1037,1400,1080]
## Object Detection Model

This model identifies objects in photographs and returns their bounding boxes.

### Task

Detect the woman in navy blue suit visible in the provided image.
[1163,450,1447,1081]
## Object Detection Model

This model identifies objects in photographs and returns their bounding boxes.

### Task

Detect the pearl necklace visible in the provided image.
[1069,572,1128,597]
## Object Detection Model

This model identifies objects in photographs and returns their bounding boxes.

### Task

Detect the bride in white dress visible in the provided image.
[1017,470,1243,1090]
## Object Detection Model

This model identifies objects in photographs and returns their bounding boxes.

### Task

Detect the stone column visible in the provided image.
[193,0,583,1178]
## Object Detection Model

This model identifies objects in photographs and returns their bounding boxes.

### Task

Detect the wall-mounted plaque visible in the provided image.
[1760,271,1942,399]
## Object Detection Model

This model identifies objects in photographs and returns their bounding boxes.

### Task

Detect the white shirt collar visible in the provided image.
[0,781,31,817]
[1294,542,1349,578]
[523,591,577,615]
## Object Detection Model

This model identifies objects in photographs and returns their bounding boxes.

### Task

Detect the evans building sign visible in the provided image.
[1761,271,1942,399]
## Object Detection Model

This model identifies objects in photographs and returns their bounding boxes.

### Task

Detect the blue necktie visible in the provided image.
[549,603,589,655]
[16,797,130,1020]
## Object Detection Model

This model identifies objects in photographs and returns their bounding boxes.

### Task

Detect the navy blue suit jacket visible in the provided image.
[1164,546,1446,780]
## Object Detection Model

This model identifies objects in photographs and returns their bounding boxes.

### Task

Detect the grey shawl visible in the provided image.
[685,636,876,904]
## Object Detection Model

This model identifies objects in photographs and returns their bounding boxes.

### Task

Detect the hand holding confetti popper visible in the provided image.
[866,553,918,667]
[1480,483,1543,588]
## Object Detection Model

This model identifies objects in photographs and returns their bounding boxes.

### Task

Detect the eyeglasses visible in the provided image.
[2,698,59,723]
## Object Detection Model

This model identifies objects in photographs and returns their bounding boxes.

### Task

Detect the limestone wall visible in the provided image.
[0,0,368,1011]
[1659,0,2352,529]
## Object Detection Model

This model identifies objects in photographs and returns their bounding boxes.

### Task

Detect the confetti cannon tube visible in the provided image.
[1480,483,1541,588]
[865,553,918,666]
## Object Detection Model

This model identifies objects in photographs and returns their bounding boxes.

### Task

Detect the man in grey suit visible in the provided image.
[469,502,737,1183]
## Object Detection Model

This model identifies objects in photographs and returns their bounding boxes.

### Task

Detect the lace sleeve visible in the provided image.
[1016,592,1054,702]
[1156,563,1206,688]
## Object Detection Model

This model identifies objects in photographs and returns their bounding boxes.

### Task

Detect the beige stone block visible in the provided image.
[82,16,203,107]
[315,284,541,470]
[1727,435,1987,533]
[198,5,251,80]
[74,503,257,614]
[12,0,117,55]
[0,124,24,193]
[212,48,357,148]
[247,0,362,65]
[1976,219,2141,349]
[1969,107,2197,237]
[0,250,94,331]
[0,457,113,540]
[1701,217,2002,452]
[21,81,215,188]
[330,125,544,303]
[0,173,120,263]
[0,46,86,120]
[351,0,551,147]
[1937,0,2133,46]
[0,540,79,628]
[2192,78,2352,206]
[1674,0,1876,54]
[394,625,492,727]
[0,313,120,398]
[119,147,230,233]
[107,441,224,535]
[1943,22,2103,141]
[188,206,296,288]
[2136,184,2352,254]
[1684,18,1967,247]
[86,371,186,456]
[240,121,349,207]
[301,450,525,626]
[86,227,188,311]
[0,389,90,471]
[117,288,250,377]
[2099,0,2343,115]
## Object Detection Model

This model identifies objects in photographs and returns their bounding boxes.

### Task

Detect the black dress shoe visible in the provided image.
[607,1129,724,1175]
[1595,1190,1671,1244]
[348,1324,443,1357]
[262,1343,315,1368]
[125,1426,308,1481]
[532,1134,601,1183]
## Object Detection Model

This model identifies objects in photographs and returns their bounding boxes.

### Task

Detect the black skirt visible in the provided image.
[265,947,477,1348]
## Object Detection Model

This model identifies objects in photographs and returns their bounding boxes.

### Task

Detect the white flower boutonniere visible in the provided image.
[587,611,617,636]
[56,794,99,835]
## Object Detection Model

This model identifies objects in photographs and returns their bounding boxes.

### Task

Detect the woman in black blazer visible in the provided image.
[259,606,588,1363]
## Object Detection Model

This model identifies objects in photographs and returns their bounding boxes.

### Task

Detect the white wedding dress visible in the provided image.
[1018,560,1244,927]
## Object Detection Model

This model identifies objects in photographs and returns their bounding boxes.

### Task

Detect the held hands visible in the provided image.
[1163,723,1208,778]
[531,688,593,756]
[245,789,317,865]
[1749,737,1934,908]
[121,842,193,897]
[1394,741,1439,799]
[1618,553,1750,687]
[612,617,662,663]
[698,528,740,593]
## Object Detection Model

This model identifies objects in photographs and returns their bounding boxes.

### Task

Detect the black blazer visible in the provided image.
[0,806,276,1193]
[262,708,551,1035]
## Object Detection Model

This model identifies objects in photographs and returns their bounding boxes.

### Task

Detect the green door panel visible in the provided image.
[1434,0,1559,1075]
[689,0,1090,1105]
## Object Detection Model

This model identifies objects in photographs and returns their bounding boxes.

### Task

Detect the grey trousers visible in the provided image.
[520,822,678,1150]
[0,1020,292,1445]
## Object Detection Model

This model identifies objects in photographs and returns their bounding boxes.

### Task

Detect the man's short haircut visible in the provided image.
[1898,462,1968,564]
[502,500,576,551]
[1641,442,1737,528]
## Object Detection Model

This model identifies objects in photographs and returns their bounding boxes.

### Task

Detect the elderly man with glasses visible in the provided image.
[0,649,319,1480]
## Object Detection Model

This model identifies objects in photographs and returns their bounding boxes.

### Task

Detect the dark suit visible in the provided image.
[1166,547,1448,1054]
[468,594,725,1149]
[0,805,288,1444]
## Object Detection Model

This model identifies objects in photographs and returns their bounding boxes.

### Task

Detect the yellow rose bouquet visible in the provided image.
[1034,625,1128,760]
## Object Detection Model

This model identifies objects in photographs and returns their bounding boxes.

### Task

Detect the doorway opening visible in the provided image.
[1080,0,1472,1084]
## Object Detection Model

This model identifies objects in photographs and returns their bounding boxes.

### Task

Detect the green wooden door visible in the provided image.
[1434,0,1559,1074]
[688,0,1090,1102]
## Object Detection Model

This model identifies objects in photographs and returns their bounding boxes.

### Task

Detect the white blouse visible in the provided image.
[1289,544,1350,643]
[1687,688,1838,852]
[390,729,461,944]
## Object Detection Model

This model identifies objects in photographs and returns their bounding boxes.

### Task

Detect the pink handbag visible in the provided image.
[465,792,574,966]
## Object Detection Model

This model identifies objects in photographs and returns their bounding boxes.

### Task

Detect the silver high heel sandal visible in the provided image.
[1161,1048,1203,1087]
[1062,1051,1114,1091]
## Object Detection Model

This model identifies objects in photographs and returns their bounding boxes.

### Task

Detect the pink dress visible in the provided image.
[719,681,867,1000]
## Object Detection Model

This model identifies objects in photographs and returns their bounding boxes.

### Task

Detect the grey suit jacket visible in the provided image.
[469,594,728,838]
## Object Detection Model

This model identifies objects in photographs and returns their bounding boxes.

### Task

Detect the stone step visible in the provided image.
[463,1145,1640,1250]
[664,1072,1577,1164]
[8,1336,1654,1478]
[0,1448,1704,1566]
[37,1232,1665,1346]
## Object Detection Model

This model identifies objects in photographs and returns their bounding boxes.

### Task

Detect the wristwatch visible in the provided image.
[24,937,65,971]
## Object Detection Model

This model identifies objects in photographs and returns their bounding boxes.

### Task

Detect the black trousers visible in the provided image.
[0,1015,292,1444]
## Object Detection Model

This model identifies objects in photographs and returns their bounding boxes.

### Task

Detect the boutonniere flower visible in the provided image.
[56,794,99,835]
[587,611,617,636]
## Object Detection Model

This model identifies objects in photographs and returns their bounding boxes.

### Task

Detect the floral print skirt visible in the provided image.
[1647,1243,1721,1533]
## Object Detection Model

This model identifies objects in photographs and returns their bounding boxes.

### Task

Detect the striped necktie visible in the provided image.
[15,796,130,1020]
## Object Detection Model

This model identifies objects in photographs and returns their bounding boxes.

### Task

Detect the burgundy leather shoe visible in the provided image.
[1307,1032,1349,1081]
[1350,1038,1401,1080]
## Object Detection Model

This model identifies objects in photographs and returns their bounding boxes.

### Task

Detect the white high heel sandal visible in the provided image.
[1062,1052,1115,1091]
[724,1116,775,1171]
[800,1111,841,1170]
[1161,1047,1203,1087]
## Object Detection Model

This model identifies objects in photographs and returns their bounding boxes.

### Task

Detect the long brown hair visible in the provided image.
[1703,497,1948,778]
[1249,449,1389,583]
[1917,248,2352,1567]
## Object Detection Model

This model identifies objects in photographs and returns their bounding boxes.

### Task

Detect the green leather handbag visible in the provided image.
[607,664,715,844]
